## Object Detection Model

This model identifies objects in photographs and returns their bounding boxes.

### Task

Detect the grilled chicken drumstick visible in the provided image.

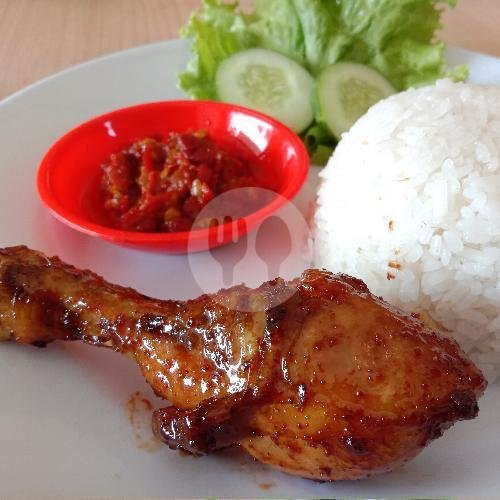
[0,246,486,481]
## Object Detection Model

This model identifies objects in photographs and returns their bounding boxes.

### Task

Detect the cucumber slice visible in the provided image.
[316,62,396,138]
[215,48,314,133]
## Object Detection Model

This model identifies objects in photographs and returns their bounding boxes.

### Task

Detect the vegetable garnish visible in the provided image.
[315,62,396,139]
[215,48,315,133]
[179,0,466,162]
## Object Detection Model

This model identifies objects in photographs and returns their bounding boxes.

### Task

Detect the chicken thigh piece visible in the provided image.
[0,246,486,481]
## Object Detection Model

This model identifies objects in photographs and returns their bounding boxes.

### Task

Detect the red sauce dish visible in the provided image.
[37,100,309,253]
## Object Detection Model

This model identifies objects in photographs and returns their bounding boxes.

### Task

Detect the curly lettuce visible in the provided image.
[179,0,466,159]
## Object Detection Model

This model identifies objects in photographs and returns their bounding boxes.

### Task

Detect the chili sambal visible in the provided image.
[101,130,266,232]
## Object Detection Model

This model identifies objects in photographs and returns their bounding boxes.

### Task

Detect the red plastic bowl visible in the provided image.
[37,100,309,253]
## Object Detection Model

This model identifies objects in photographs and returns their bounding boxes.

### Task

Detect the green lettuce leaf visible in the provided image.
[179,0,465,161]
[179,0,257,99]
[302,121,336,148]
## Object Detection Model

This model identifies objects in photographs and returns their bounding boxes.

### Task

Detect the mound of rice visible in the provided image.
[313,79,500,382]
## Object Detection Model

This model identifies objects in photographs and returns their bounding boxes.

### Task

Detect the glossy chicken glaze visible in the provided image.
[0,246,486,480]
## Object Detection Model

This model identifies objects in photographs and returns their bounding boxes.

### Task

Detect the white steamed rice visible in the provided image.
[313,79,500,382]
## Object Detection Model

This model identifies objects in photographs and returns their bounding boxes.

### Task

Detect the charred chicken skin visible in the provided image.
[0,246,486,481]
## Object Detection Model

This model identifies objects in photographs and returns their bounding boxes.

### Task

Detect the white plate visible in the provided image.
[1,39,499,497]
